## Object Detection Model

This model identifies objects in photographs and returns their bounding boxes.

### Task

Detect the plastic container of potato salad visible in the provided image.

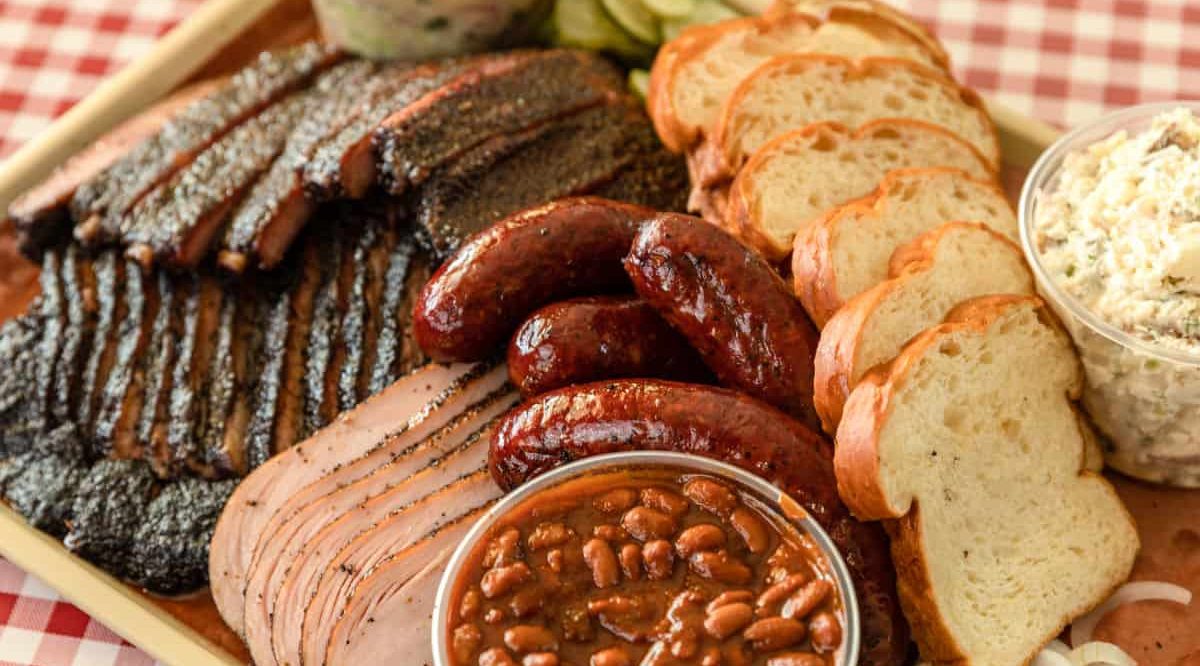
[1020,102,1200,487]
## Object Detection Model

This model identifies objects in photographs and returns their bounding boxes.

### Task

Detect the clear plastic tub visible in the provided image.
[431,451,861,665]
[1019,101,1200,487]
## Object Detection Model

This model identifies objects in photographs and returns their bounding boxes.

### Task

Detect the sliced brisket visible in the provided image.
[78,253,125,439]
[375,49,623,196]
[73,42,342,245]
[32,249,66,429]
[137,271,183,477]
[52,246,96,424]
[218,60,382,272]
[366,235,418,395]
[93,258,157,459]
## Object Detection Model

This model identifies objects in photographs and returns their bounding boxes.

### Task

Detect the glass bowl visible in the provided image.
[431,451,862,665]
[1019,101,1200,487]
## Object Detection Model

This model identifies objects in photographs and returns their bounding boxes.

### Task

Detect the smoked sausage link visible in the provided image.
[624,214,822,430]
[413,197,657,362]
[507,296,711,397]
[489,380,909,666]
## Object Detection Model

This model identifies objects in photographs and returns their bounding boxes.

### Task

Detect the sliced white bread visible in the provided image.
[722,119,995,260]
[834,295,1139,665]
[705,55,999,184]
[813,222,1035,432]
[647,3,948,153]
[780,0,951,66]
[793,168,1017,327]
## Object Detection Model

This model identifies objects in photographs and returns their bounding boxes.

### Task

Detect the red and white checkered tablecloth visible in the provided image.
[0,0,1199,664]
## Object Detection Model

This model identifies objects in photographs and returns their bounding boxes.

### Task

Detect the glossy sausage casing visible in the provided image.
[507,295,711,396]
[413,197,656,362]
[489,380,909,666]
[624,213,822,429]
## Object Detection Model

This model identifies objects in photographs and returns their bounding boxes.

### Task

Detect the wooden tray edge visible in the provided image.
[0,7,1067,661]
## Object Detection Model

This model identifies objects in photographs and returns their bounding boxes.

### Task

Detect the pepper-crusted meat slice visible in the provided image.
[120,91,314,269]
[301,222,347,438]
[415,100,653,259]
[218,60,383,273]
[375,49,623,196]
[195,298,238,476]
[52,246,96,424]
[337,218,391,412]
[9,79,224,257]
[0,317,45,452]
[93,258,159,460]
[32,249,66,430]
[166,275,224,476]
[366,235,418,396]
[78,253,126,440]
[303,58,476,200]
[73,42,342,244]
[137,271,183,477]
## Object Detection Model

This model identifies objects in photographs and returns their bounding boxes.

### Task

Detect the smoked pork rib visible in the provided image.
[375,49,623,196]
[73,42,342,245]
[218,60,383,272]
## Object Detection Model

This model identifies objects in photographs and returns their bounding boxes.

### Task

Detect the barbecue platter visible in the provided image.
[0,1,1196,665]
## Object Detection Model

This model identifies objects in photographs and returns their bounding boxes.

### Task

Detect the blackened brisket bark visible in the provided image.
[52,246,95,423]
[31,250,66,428]
[73,42,342,245]
[337,220,385,413]
[137,272,182,477]
[303,59,474,201]
[367,235,418,395]
[302,221,352,438]
[218,60,382,272]
[0,425,89,537]
[64,459,158,578]
[129,476,237,594]
[120,91,314,269]
[375,49,623,196]
[78,253,125,439]
[166,276,224,474]
[0,317,43,453]
[93,259,157,459]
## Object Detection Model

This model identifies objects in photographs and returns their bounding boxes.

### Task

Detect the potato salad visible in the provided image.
[1033,107,1200,487]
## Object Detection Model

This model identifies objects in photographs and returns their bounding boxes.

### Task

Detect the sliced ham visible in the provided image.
[295,469,501,666]
[324,535,466,665]
[242,390,515,666]
[209,361,487,635]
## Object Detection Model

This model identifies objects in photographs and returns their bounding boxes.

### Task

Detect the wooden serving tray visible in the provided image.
[0,1,1195,664]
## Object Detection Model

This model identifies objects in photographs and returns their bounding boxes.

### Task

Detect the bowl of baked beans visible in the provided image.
[433,451,860,666]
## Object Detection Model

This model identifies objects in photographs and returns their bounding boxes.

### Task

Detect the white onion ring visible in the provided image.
[1069,641,1136,666]
[1071,581,1192,646]
[1033,647,1075,666]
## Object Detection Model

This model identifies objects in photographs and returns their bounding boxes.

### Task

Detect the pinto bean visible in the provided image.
[619,543,642,581]
[670,627,701,658]
[640,487,690,517]
[621,507,676,541]
[480,647,518,666]
[484,527,523,567]
[730,507,770,554]
[744,617,807,652]
[452,623,482,663]
[688,551,751,584]
[703,602,754,639]
[523,654,559,666]
[766,654,825,666]
[460,589,483,620]
[484,608,506,625]
[593,524,630,542]
[675,524,726,558]
[706,590,754,614]
[682,478,738,516]
[594,488,638,514]
[546,548,564,573]
[583,538,620,588]
[642,540,675,580]
[590,647,631,666]
[510,588,544,618]
[756,574,809,614]
[701,647,722,666]
[504,625,558,653]
[481,562,533,599]
[781,580,832,622]
[808,611,843,652]
[528,522,574,550]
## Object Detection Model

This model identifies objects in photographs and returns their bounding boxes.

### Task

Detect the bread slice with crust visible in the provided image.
[721,119,995,260]
[647,3,948,153]
[704,55,999,185]
[813,222,1034,431]
[780,0,950,66]
[793,168,1016,327]
[834,295,1139,665]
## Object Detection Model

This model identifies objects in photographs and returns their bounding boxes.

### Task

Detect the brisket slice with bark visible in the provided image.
[73,42,342,245]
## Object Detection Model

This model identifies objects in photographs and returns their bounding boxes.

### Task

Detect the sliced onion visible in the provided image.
[1070,581,1192,646]
[1033,647,1074,666]
[1069,641,1136,666]
[1046,639,1072,656]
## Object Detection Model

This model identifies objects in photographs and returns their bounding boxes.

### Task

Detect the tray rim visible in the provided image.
[0,5,1065,664]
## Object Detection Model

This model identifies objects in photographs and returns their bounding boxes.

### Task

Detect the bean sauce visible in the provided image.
[446,468,844,665]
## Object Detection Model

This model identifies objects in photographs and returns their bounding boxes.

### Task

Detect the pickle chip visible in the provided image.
[553,0,652,58]
[601,0,662,44]
[642,0,698,19]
